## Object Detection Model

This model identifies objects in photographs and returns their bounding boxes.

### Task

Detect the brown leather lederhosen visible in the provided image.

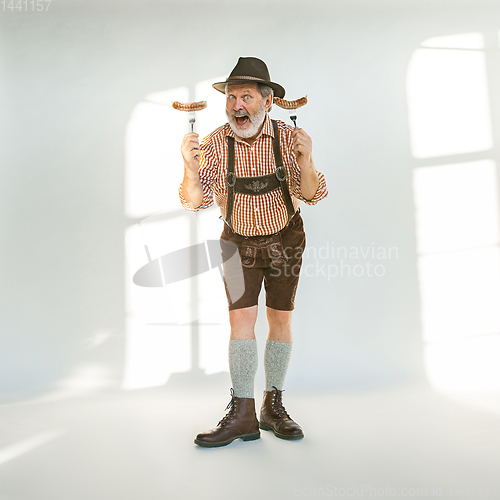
[224,119,296,232]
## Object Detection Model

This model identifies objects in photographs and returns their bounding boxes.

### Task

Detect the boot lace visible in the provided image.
[217,388,238,427]
[271,386,291,420]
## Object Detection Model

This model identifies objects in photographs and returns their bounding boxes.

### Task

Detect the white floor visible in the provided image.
[0,381,499,500]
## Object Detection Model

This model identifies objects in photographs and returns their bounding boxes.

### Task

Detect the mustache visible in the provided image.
[230,110,250,118]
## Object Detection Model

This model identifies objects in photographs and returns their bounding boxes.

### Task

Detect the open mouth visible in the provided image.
[234,116,249,127]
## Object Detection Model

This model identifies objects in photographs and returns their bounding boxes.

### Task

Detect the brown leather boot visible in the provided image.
[259,386,304,440]
[194,389,261,448]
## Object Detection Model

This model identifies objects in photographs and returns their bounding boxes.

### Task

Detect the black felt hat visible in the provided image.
[212,57,285,98]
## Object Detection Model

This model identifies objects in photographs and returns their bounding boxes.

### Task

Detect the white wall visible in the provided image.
[1,0,500,400]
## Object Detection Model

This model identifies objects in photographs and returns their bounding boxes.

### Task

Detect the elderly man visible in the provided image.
[179,57,327,448]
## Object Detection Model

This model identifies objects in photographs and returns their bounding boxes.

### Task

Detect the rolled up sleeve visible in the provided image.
[178,137,218,211]
[285,132,328,205]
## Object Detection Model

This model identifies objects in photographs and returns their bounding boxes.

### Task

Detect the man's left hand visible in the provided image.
[292,128,313,170]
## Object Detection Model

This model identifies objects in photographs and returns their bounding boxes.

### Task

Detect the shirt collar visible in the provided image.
[225,113,274,143]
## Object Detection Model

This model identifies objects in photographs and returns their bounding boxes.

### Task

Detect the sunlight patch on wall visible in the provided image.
[123,217,192,390]
[413,160,499,254]
[408,33,500,396]
[125,87,188,219]
[195,207,231,375]
[421,32,484,49]
[123,81,232,389]
[424,335,500,391]
[417,246,500,343]
[407,37,492,158]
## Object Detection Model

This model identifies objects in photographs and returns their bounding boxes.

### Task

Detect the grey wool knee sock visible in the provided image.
[228,339,258,398]
[264,339,293,391]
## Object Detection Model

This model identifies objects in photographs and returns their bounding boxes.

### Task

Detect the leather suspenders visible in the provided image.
[271,120,296,222]
[224,120,296,232]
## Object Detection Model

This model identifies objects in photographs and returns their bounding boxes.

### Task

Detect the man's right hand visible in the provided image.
[180,133,204,209]
[181,133,201,171]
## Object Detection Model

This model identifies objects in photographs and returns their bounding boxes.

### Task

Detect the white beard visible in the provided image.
[226,100,267,139]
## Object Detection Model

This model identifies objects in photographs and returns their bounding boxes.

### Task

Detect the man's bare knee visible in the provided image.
[266,307,292,342]
[266,307,292,328]
[229,305,258,339]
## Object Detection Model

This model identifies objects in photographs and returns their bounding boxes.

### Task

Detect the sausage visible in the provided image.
[172,100,207,112]
[273,96,308,110]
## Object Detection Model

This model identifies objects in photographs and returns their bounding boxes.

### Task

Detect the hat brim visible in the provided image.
[212,79,285,99]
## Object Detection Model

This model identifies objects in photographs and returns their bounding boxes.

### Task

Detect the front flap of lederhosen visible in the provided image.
[240,243,257,267]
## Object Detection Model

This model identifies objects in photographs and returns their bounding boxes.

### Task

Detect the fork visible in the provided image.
[189,112,196,132]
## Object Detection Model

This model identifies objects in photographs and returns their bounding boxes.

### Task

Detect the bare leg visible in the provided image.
[229,305,258,340]
[266,307,292,343]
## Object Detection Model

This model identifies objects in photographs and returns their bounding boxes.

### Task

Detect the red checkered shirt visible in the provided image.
[179,114,328,236]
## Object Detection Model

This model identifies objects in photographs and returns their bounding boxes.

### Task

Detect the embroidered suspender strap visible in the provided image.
[225,135,236,231]
[224,121,296,232]
[271,120,296,224]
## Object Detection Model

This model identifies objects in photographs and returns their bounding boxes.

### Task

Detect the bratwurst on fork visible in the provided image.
[273,96,308,110]
[172,100,207,112]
